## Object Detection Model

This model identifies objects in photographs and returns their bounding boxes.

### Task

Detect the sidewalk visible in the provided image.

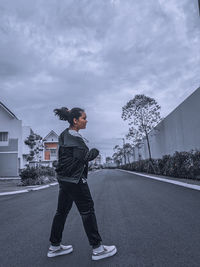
[0,170,95,196]
[0,178,58,196]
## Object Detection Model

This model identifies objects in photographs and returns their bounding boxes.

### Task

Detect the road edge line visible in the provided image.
[118,169,200,191]
[0,190,29,196]
[0,182,58,196]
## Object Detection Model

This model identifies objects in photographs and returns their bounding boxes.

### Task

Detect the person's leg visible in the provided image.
[49,183,73,246]
[67,179,102,247]
[69,180,117,261]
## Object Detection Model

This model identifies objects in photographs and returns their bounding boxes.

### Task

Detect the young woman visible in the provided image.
[47,107,117,261]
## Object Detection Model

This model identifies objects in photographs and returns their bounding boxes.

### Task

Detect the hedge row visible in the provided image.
[120,150,200,180]
[19,166,56,186]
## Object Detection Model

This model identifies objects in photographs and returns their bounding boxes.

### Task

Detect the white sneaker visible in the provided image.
[47,244,73,258]
[92,245,117,261]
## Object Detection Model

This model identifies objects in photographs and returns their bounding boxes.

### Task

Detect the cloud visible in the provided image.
[0,0,199,159]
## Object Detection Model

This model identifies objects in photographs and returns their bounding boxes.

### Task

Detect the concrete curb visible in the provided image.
[0,178,20,180]
[118,169,200,191]
[0,182,58,196]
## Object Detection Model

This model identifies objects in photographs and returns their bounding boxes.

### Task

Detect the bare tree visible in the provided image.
[123,143,133,164]
[122,94,162,172]
[112,145,123,166]
[126,127,144,161]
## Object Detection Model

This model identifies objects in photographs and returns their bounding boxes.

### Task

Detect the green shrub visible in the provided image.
[20,167,39,180]
[19,166,56,186]
[39,166,56,176]
[120,149,200,180]
[192,150,200,178]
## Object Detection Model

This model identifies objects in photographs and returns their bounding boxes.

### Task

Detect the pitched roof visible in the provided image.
[0,101,19,119]
[44,130,58,140]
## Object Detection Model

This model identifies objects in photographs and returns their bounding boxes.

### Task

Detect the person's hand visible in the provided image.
[87,148,99,161]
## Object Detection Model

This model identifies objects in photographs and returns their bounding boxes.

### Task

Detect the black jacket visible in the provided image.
[55,128,99,184]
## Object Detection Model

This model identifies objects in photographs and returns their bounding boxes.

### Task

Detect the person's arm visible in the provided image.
[86,148,99,161]
[73,147,99,162]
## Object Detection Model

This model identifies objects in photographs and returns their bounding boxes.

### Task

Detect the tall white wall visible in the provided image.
[139,87,200,160]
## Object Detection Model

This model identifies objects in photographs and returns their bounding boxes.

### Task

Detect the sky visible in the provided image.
[0,0,199,161]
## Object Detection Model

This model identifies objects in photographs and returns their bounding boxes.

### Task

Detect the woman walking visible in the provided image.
[47,107,117,261]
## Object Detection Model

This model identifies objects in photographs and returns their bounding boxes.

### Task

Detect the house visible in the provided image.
[43,130,59,167]
[0,101,32,176]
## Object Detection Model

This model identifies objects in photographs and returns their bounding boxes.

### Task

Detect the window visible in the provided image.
[0,132,8,141]
[50,149,57,156]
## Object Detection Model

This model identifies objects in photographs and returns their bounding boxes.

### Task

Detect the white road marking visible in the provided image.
[118,169,200,191]
[0,182,58,196]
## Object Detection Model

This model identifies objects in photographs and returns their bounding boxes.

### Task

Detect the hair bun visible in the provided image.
[61,107,70,112]
[54,107,70,121]
[54,106,84,125]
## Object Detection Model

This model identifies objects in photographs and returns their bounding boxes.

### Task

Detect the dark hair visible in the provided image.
[53,107,84,126]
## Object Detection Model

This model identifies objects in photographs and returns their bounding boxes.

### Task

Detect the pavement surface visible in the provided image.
[1,169,200,196]
[0,169,200,267]
[0,171,100,196]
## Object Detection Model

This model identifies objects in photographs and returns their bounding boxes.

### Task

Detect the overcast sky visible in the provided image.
[0,0,199,160]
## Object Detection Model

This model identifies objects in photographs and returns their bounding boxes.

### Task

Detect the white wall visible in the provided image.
[0,105,22,175]
[139,87,200,160]
[0,105,22,165]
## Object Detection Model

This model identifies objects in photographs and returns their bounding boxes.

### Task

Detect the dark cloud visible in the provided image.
[0,0,199,160]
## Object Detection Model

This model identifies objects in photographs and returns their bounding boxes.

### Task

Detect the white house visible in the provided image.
[42,130,59,167]
[28,130,59,168]
[0,101,32,176]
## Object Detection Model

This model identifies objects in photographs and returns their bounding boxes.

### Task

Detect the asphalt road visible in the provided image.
[0,169,200,267]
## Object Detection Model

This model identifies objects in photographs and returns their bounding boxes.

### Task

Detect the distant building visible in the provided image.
[106,157,113,164]
[43,130,58,167]
[104,157,117,168]
[0,101,32,176]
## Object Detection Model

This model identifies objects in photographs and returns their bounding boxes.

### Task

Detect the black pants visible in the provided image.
[49,179,102,247]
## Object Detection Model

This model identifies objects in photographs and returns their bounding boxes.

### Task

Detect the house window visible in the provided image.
[0,132,8,141]
[50,149,57,156]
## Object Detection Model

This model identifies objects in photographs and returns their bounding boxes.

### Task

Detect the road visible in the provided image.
[0,169,200,267]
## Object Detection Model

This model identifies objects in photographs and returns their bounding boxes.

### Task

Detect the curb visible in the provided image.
[118,169,200,191]
[0,182,58,196]
[0,178,20,180]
